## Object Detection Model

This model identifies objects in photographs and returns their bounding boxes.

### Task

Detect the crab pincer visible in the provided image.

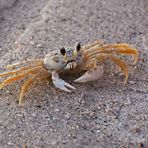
[52,71,76,93]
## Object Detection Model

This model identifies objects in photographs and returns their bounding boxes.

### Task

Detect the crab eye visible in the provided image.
[73,42,81,56]
[75,42,81,52]
[60,47,66,56]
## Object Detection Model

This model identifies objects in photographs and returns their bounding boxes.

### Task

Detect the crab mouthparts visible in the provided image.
[64,60,77,70]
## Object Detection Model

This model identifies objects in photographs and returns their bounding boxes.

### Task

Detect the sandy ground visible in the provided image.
[0,0,148,147]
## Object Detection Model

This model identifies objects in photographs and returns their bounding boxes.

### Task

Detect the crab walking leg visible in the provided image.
[0,66,43,89]
[19,77,35,106]
[52,71,76,93]
[111,47,138,64]
[83,40,104,50]
[79,53,107,78]
[84,54,129,84]
[0,73,29,89]
[106,48,138,63]
[0,65,38,77]
[6,59,44,69]
[110,56,129,85]
[74,64,104,83]
[19,75,37,106]
[38,69,51,80]
[84,43,129,54]
[85,45,138,63]
[82,54,107,69]
[19,69,50,106]
[78,53,129,84]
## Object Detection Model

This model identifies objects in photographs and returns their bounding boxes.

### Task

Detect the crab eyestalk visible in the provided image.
[75,42,81,52]
[60,47,66,56]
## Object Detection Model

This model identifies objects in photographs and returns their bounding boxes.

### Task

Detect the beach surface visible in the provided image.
[0,0,147,147]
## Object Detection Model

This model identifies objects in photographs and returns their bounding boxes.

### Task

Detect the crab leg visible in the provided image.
[52,71,76,93]
[37,69,50,80]
[83,40,104,50]
[109,56,129,85]
[0,73,29,89]
[76,54,107,82]
[85,46,138,64]
[111,47,138,64]
[82,54,107,70]
[0,65,36,77]
[0,66,43,89]
[84,43,129,54]
[19,69,50,106]
[19,75,37,106]
[80,53,129,84]
[6,59,44,69]
[86,44,137,54]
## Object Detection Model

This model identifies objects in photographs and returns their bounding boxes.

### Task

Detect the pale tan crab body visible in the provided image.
[0,41,138,106]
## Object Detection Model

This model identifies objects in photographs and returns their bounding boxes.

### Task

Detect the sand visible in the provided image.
[0,0,147,147]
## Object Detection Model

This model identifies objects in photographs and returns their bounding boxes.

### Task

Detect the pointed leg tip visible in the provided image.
[18,95,24,106]
[123,82,126,85]
[0,85,4,90]
[18,100,24,106]
[123,78,128,85]
[19,103,22,107]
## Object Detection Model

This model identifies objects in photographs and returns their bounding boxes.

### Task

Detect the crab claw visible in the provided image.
[52,71,76,93]
[74,65,104,83]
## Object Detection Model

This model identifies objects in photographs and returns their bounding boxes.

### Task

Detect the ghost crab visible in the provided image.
[0,41,138,106]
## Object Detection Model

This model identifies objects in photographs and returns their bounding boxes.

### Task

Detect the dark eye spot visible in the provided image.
[60,47,66,55]
[76,42,81,52]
